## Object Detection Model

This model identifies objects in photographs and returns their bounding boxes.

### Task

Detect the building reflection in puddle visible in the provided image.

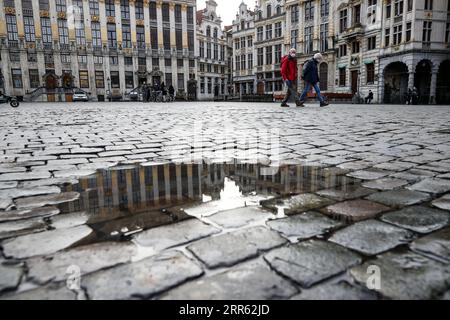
[58,161,356,243]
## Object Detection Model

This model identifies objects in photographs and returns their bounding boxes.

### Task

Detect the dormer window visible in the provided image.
[206,26,211,37]
[267,5,272,18]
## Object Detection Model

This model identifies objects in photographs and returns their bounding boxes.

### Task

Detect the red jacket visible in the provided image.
[280,55,298,81]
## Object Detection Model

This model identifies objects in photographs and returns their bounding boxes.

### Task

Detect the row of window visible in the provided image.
[255,4,282,20]
[10,51,195,69]
[10,69,187,90]
[4,0,194,24]
[199,77,226,95]
[289,23,329,54]
[337,63,375,87]
[290,0,329,24]
[198,42,227,61]
[254,45,282,67]
[255,22,282,42]
[6,14,195,52]
[198,63,226,75]
[234,36,253,50]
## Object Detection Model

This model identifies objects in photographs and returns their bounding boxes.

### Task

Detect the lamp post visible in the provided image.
[107,77,111,101]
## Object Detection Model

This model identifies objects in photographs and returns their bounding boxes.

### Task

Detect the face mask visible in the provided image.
[290,53,296,58]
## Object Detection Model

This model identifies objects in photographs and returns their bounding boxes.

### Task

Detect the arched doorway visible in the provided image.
[256,81,264,94]
[61,72,74,102]
[319,63,328,91]
[414,60,432,104]
[383,62,408,104]
[43,72,59,102]
[436,60,450,105]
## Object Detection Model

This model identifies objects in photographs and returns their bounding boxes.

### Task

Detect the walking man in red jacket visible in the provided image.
[280,48,303,107]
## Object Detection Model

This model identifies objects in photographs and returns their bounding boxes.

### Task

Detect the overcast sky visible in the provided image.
[197,0,254,26]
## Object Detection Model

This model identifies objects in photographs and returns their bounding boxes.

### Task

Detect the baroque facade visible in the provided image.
[196,0,229,100]
[0,0,449,103]
[0,0,197,101]
[232,0,449,104]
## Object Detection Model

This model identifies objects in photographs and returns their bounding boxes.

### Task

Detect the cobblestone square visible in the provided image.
[0,101,449,300]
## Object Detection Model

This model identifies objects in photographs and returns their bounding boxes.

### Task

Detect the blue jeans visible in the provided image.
[299,82,325,103]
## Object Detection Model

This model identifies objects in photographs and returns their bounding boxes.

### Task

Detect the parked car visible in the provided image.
[73,90,89,102]
[128,89,140,101]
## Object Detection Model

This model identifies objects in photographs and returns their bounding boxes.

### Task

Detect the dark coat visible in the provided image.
[302,58,319,84]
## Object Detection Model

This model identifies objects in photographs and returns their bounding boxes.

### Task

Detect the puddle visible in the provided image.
[56,161,359,245]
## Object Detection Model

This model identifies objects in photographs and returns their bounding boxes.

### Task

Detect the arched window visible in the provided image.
[267,5,272,17]
[213,27,218,38]
[319,63,328,91]
[206,26,211,37]
[241,20,245,30]
[276,5,281,15]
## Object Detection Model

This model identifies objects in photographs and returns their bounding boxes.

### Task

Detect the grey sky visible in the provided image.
[197,0,254,27]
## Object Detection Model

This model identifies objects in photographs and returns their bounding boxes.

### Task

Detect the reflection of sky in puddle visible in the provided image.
[186,177,272,218]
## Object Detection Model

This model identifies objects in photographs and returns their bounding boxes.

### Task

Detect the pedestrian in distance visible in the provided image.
[365,90,374,104]
[168,85,175,102]
[299,53,329,107]
[280,48,303,107]
[161,82,167,102]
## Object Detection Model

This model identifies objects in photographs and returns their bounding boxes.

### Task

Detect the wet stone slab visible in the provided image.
[409,228,450,263]
[366,189,430,208]
[290,280,378,300]
[316,185,375,201]
[381,206,450,234]
[266,211,343,240]
[264,240,362,288]
[0,186,61,199]
[0,171,52,182]
[261,194,334,215]
[408,178,450,195]
[432,194,450,211]
[1,284,78,300]
[133,218,221,253]
[2,225,93,259]
[322,199,390,223]
[206,207,274,229]
[49,211,89,229]
[0,263,23,292]
[14,192,80,210]
[0,218,47,240]
[82,250,203,300]
[187,226,286,269]
[347,169,392,180]
[350,251,450,299]
[0,182,18,190]
[362,178,409,190]
[27,241,138,284]
[160,261,298,300]
[328,220,415,256]
[0,206,60,223]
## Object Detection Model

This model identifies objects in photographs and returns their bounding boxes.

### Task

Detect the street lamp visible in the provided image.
[107,77,111,101]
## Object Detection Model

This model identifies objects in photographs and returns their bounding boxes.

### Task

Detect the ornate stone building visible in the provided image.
[379,0,450,104]
[0,0,197,101]
[253,0,286,95]
[231,1,255,95]
[196,0,229,100]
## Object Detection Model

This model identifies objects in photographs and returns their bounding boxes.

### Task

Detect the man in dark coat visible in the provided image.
[365,90,374,104]
[299,53,329,107]
[280,48,303,107]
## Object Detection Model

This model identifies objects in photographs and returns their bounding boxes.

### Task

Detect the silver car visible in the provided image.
[73,90,89,102]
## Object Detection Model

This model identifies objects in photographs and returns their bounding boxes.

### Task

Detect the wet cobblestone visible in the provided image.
[1,102,450,299]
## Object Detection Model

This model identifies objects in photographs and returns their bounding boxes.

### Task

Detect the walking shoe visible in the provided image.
[320,101,329,107]
[296,100,305,107]
[280,102,290,107]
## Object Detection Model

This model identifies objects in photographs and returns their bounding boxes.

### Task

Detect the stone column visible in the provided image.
[408,70,414,89]
[429,69,437,104]
[156,1,163,49]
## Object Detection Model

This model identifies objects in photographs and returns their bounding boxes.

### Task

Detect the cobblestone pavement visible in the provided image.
[0,101,450,300]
